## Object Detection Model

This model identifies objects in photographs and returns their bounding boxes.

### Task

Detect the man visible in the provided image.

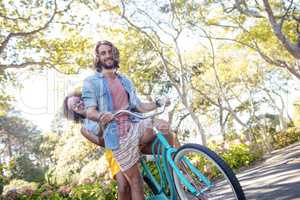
[82,40,175,200]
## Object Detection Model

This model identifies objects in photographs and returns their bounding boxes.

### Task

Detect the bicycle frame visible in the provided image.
[113,106,213,199]
[141,127,213,200]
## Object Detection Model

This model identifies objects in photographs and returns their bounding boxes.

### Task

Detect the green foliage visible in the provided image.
[0,177,3,195]
[26,35,94,74]
[17,183,68,200]
[44,169,58,187]
[0,0,96,74]
[10,154,45,183]
[111,28,167,97]
[39,132,60,165]
[220,144,260,169]
[0,72,14,116]
[1,1,300,199]
[272,127,300,149]
[142,159,172,195]
[144,161,160,181]
[0,115,40,139]
[293,99,300,127]
[1,182,117,200]
[71,182,116,200]
[48,126,108,185]
[223,131,239,142]
[143,142,261,192]
[187,152,221,179]
[0,114,45,184]
[238,19,294,63]
[0,162,7,195]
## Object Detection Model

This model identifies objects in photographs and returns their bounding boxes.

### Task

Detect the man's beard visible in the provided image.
[100,59,117,70]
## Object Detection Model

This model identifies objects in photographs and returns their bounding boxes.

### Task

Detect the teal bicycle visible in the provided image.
[114,105,246,200]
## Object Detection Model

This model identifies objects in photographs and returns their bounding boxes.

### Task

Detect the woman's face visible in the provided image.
[67,96,85,115]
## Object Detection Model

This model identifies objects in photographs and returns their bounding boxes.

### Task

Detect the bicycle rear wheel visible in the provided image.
[172,144,245,200]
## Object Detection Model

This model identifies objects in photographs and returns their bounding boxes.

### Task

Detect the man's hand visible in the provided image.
[99,112,114,126]
[156,97,171,107]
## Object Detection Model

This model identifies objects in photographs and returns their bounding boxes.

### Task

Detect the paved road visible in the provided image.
[236,142,300,200]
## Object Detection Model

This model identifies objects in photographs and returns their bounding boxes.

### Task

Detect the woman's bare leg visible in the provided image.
[115,172,132,200]
[140,118,180,154]
[123,163,145,200]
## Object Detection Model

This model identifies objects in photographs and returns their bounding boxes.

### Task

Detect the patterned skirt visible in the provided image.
[112,118,152,171]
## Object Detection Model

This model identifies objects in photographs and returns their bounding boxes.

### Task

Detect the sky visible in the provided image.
[10,68,93,131]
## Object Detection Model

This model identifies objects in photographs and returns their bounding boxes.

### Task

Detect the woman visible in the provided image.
[63,91,131,200]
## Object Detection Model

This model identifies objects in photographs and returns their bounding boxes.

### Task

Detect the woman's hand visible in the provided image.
[98,112,114,126]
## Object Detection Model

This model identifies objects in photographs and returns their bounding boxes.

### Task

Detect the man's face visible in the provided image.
[97,44,115,69]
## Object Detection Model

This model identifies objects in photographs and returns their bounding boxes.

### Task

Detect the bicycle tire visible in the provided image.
[172,144,246,200]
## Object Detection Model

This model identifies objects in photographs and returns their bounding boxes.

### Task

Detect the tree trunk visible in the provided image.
[7,135,12,160]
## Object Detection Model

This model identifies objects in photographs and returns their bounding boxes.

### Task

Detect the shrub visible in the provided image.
[10,154,45,183]
[220,143,259,169]
[19,183,69,200]
[272,127,300,149]
[3,189,20,200]
[1,181,117,200]
[58,185,72,197]
[3,179,37,196]
[0,178,3,195]
[70,182,116,200]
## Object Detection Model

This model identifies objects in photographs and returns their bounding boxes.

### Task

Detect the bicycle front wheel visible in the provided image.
[172,144,245,200]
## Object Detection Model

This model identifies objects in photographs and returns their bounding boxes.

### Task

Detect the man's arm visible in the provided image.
[82,79,113,124]
[80,126,105,147]
[127,77,170,113]
[86,106,114,126]
[136,98,171,113]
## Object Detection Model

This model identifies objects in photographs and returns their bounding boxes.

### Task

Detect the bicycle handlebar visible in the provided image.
[112,104,167,119]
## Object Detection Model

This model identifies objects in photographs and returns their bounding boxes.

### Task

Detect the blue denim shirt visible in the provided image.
[82,72,141,150]
[84,118,99,136]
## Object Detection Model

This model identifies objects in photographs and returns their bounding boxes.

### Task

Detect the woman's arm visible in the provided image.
[80,126,105,147]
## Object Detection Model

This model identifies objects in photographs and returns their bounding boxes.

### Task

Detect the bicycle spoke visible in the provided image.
[173,144,245,200]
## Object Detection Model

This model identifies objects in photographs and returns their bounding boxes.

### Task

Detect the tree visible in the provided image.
[0,115,40,159]
[191,0,300,79]
[37,132,60,168]
[0,71,14,116]
[189,44,266,142]
[112,0,209,145]
[293,98,300,127]
[0,111,48,184]
[227,0,300,59]
[85,0,296,146]
[0,0,97,74]
[10,153,45,182]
